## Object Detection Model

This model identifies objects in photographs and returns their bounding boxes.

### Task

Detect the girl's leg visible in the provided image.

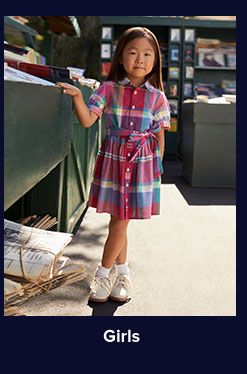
[90,216,131,303]
[115,233,128,264]
[101,215,129,269]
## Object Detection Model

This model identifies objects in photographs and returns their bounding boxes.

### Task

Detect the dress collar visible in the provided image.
[118,77,155,90]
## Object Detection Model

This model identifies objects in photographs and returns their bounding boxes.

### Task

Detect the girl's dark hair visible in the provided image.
[107,27,164,92]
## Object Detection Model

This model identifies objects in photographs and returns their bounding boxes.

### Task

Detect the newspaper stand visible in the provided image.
[23,84,101,233]
[4,82,101,233]
[4,80,72,211]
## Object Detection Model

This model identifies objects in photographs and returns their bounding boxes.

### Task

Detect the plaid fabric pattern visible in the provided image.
[87,78,170,219]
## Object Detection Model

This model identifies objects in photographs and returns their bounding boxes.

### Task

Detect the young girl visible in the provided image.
[56,27,170,303]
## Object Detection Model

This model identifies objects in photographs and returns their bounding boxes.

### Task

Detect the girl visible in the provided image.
[56,27,170,303]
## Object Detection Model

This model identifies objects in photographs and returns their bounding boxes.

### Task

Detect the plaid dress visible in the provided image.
[87,78,170,219]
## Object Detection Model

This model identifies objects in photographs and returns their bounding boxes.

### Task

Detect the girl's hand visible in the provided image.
[56,82,82,98]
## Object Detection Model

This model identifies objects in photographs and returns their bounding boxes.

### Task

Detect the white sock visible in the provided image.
[116,263,130,277]
[95,265,111,278]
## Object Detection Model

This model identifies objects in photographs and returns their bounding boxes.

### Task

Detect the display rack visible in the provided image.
[165,26,183,159]
[181,25,236,100]
[100,25,114,79]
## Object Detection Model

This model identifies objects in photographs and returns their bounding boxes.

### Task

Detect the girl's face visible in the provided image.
[121,37,155,87]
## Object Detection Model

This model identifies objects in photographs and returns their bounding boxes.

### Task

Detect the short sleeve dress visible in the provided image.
[87,77,170,220]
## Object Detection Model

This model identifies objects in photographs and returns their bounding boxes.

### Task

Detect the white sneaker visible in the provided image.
[109,274,132,302]
[89,276,112,302]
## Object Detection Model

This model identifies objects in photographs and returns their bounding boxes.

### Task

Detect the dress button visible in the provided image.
[127,153,131,157]
[126,198,128,202]
[132,105,135,109]
[126,183,129,187]
[134,91,137,94]
[130,122,133,126]
[126,168,130,172]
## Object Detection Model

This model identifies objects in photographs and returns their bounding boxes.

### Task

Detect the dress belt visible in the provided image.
[107,128,159,163]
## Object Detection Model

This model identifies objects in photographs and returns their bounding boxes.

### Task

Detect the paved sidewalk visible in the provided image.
[20,161,236,316]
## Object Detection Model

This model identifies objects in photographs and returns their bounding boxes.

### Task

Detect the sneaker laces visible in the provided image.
[114,274,132,289]
[90,277,112,292]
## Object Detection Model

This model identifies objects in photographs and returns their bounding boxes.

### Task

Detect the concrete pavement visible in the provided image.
[20,161,236,316]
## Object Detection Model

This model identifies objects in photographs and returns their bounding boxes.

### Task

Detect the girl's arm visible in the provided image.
[56,82,98,128]
[155,128,165,160]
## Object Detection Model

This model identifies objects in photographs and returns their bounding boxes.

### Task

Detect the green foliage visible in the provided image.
[23,16,101,80]
[52,16,100,80]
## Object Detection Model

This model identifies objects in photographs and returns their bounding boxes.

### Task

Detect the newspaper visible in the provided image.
[78,77,100,89]
[4,219,72,282]
[4,65,55,86]
[4,277,24,297]
[4,259,87,316]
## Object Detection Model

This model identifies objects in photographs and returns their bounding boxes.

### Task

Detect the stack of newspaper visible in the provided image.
[4,219,87,316]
